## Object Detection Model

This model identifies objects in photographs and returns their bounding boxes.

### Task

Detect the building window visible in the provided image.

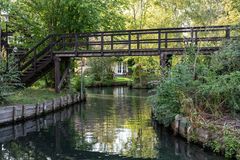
[123,63,126,73]
[117,62,127,74]
[117,62,121,73]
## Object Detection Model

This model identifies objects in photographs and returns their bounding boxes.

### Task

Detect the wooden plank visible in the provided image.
[52,99,55,111]
[226,27,230,39]
[22,105,25,119]
[35,103,38,117]
[128,32,131,55]
[54,57,61,93]
[158,30,161,55]
[12,107,16,122]
[57,66,69,91]
[195,31,198,45]
[160,54,166,68]
[14,124,24,139]
[111,35,114,50]
[165,33,168,48]
[101,33,104,56]
[43,102,46,114]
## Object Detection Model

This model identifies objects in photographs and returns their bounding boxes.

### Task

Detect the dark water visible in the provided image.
[0,87,224,160]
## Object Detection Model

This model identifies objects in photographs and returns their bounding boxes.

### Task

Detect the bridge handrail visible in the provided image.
[19,25,240,72]
[20,36,64,71]
[52,25,238,37]
[20,34,54,61]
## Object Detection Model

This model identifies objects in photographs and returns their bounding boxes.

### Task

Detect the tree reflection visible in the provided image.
[0,87,224,160]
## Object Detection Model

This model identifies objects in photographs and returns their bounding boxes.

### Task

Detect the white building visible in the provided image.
[113,61,128,76]
[76,59,129,77]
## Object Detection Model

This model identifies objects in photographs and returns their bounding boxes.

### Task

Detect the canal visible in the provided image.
[0,87,224,160]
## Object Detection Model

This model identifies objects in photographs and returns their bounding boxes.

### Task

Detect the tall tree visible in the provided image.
[3,0,127,47]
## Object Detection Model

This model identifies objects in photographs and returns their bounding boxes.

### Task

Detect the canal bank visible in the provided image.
[0,92,86,126]
[152,109,240,159]
[169,114,240,159]
[0,87,224,160]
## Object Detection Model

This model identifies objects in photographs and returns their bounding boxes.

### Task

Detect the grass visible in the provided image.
[3,88,71,106]
[83,76,133,87]
[113,77,133,83]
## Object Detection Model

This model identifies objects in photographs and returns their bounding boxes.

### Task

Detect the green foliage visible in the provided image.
[86,58,115,82]
[224,131,240,158]
[232,0,240,12]
[71,75,88,92]
[210,139,222,153]
[199,41,240,112]
[151,41,240,126]
[0,54,22,104]
[125,56,160,88]
[150,77,181,125]
[150,45,207,125]
[4,88,70,105]
[2,0,126,48]
[209,127,240,159]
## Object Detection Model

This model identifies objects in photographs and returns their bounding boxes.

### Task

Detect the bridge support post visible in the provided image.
[160,54,166,68]
[160,54,173,75]
[54,57,61,93]
[160,54,173,68]
[64,58,71,90]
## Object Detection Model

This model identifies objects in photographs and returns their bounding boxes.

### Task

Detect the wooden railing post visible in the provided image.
[111,35,114,50]
[195,31,198,45]
[165,33,168,48]
[191,28,194,43]
[160,54,166,68]
[158,30,161,54]
[74,34,78,56]
[101,33,104,56]
[128,31,131,55]
[54,57,61,93]
[22,105,25,119]
[86,36,89,50]
[12,107,16,123]
[226,27,230,39]
[160,30,166,70]
[137,33,140,50]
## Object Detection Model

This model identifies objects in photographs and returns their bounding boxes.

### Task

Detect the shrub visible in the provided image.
[0,54,22,104]
[87,57,114,82]
[151,41,240,126]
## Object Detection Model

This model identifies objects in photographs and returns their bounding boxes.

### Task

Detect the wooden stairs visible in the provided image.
[19,35,58,86]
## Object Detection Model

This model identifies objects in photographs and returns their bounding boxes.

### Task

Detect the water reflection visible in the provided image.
[0,87,223,160]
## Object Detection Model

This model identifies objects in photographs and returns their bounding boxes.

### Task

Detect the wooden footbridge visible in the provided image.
[1,25,239,92]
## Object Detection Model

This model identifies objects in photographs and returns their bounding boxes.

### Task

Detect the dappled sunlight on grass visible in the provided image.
[4,88,71,106]
[113,77,133,82]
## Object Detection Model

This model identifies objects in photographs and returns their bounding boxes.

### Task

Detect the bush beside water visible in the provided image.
[150,41,240,158]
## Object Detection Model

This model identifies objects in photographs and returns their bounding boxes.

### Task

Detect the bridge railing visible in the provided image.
[19,25,240,72]
[52,25,240,56]
[19,35,63,71]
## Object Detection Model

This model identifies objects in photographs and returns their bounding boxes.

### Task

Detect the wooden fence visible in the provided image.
[0,93,85,126]
[0,103,81,144]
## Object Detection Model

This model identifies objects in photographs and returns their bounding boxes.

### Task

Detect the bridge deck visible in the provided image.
[49,25,239,57]
[53,47,220,57]
[14,25,240,90]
